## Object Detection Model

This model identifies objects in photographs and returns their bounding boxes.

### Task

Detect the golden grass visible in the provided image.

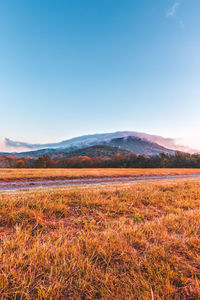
[1,179,200,299]
[1,168,200,182]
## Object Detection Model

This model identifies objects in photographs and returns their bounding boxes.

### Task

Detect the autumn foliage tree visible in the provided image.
[35,155,54,168]
[1,151,200,168]
[13,160,25,168]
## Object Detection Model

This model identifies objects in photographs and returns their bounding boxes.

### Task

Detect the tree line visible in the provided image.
[1,151,200,168]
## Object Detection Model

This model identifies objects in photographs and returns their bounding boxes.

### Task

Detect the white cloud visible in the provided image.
[0,138,25,153]
[166,1,180,17]
[166,1,184,28]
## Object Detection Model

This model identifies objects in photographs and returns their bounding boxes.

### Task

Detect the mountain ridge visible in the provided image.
[4,131,196,153]
[1,135,177,158]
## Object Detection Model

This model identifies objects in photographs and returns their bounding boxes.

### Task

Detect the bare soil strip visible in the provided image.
[1,173,200,191]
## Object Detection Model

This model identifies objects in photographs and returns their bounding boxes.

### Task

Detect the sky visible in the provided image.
[0,0,200,151]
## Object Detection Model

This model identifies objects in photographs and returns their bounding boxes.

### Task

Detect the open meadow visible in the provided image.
[0,169,200,299]
[1,168,200,182]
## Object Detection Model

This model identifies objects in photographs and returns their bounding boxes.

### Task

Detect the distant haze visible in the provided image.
[1,131,198,154]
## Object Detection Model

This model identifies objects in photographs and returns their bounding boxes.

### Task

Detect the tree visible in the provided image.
[13,160,25,168]
[35,155,53,168]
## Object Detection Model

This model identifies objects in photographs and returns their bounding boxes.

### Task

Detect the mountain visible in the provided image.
[6,145,132,159]
[4,131,195,153]
[64,138,175,157]
[107,136,175,156]
[2,135,176,158]
[63,145,133,159]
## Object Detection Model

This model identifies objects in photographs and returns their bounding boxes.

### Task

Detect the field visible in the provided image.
[1,170,200,299]
[1,168,200,182]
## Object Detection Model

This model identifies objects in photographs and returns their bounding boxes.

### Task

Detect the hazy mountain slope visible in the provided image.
[11,145,133,159]
[14,148,66,158]
[4,131,194,153]
[0,152,11,156]
[63,145,133,159]
[2,137,176,158]
[107,136,175,156]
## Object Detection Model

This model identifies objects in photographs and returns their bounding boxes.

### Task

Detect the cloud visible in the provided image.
[166,1,184,28]
[0,139,28,153]
[4,138,36,150]
[4,138,61,151]
[5,138,30,149]
[166,1,180,17]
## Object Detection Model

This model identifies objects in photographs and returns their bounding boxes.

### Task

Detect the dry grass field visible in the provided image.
[1,168,200,182]
[1,174,200,299]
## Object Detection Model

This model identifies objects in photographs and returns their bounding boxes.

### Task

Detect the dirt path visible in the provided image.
[1,173,200,191]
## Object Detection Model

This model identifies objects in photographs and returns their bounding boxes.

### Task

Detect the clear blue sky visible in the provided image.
[0,0,200,151]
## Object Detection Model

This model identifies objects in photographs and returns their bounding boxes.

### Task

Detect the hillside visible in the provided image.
[63,145,133,159]
[4,131,195,153]
[108,136,175,156]
[2,133,178,158]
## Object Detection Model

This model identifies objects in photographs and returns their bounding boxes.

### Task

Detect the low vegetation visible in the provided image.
[1,168,200,182]
[2,151,200,168]
[1,178,200,299]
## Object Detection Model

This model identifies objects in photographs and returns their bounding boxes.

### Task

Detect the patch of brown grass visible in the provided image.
[1,179,200,299]
[1,168,200,182]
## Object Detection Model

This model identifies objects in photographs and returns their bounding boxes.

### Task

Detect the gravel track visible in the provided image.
[1,173,200,191]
